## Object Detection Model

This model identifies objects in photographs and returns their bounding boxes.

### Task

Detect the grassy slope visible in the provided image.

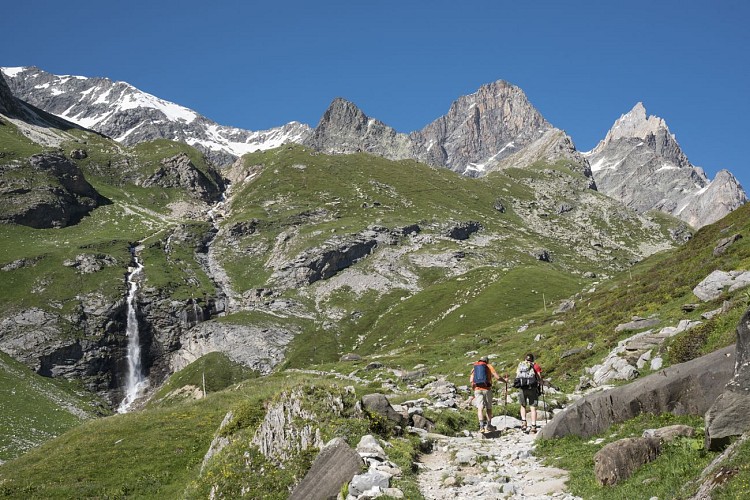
[0,351,104,461]
[0,369,378,499]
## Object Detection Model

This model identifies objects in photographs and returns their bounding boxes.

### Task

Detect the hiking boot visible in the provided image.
[486,424,496,432]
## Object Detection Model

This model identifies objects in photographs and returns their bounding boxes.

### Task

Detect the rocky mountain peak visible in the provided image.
[411,80,554,176]
[303,98,413,159]
[605,102,666,142]
[305,80,576,179]
[586,103,746,228]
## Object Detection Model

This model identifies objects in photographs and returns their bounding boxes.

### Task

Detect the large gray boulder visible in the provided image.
[594,437,661,485]
[705,307,750,450]
[288,437,363,500]
[540,345,735,439]
[361,393,405,426]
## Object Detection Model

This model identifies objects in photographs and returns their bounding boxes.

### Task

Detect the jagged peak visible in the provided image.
[606,102,669,143]
[320,97,367,120]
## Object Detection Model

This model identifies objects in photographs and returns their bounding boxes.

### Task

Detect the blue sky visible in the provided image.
[3,0,749,187]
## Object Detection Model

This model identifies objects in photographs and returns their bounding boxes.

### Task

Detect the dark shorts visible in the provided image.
[518,387,538,407]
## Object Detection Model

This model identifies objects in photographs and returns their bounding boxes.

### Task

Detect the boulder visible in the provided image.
[356,434,386,461]
[361,393,404,426]
[614,317,659,332]
[446,221,482,240]
[411,414,435,432]
[340,353,362,362]
[713,234,742,257]
[531,248,552,262]
[692,270,750,302]
[540,345,735,439]
[594,437,661,485]
[288,437,363,500]
[555,300,575,314]
[705,306,750,450]
[348,470,391,497]
[642,424,695,443]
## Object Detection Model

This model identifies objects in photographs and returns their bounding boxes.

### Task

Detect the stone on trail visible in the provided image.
[491,414,524,431]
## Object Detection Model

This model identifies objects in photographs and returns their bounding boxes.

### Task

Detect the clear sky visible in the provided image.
[3,0,749,187]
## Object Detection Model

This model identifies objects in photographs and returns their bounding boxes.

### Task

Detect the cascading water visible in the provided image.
[118,252,149,413]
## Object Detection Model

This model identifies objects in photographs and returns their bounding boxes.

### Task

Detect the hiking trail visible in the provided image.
[416,416,580,499]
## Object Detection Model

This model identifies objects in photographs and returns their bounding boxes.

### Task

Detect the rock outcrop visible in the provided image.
[705,307,750,450]
[141,153,223,203]
[0,71,22,116]
[251,387,350,465]
[585,103,747,228]
[0,153,107,228]
[540,345,735,439]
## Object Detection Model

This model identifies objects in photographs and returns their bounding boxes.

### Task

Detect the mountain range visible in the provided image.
[3,64,750,497]
[2,66,745,229]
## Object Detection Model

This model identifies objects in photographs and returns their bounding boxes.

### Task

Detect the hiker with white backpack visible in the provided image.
[513,353,543,434]
[470,355,504,433]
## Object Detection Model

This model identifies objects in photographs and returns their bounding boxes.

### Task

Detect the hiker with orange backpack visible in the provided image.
[470,355,504,433]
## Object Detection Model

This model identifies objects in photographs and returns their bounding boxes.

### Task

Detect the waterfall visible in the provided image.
[118,253,149,413]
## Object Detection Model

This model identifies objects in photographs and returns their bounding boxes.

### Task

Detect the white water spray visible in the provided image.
[118,253,149,413]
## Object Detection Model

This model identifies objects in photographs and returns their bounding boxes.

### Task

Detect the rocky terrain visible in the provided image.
[585,103,747,228]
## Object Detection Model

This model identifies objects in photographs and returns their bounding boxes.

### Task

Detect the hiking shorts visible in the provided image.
[473,389,493,410]
[518,387,539,407]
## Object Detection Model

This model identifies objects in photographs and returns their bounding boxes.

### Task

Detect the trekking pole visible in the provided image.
[503,373,508,417]
[541,376,548,425]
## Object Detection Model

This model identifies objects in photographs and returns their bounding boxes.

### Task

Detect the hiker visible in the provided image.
[514,353,543,434]
[470,355,502,433]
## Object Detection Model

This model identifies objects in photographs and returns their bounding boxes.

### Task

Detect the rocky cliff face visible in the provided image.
[585,103,747,228]
[0,153,108,228]
[0,71,22,116]
[411,80,554,176]
[305,81,593,181]
[1,66,311,166]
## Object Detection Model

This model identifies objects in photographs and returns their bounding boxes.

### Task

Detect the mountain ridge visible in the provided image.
[1,66,311,166]
[3,66,746,228]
